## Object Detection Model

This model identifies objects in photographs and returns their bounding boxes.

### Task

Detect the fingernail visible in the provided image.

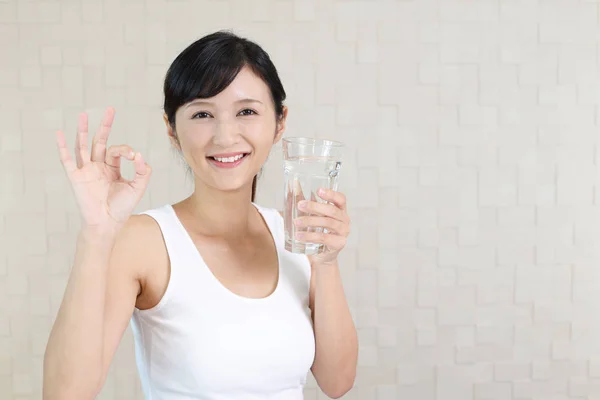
[294,218,303,226]
[296,232,305,239]
[318,188,326,196]
[298,200,307,210]
[293,179,303,193]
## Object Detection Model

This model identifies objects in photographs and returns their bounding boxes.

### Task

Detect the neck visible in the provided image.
[181,181,256,238]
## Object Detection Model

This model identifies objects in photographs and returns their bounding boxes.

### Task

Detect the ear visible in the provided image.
[164,113,181,150]
[273,106,288,145]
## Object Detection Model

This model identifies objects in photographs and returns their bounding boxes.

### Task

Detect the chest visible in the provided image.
[194,232,280,299]
[142,287,316,396]
[131,225,316,397]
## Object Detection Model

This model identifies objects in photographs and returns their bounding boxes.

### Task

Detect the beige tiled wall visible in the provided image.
[1,0,599,399]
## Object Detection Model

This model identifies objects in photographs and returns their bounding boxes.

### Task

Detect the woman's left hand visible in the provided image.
[294,188,350,265]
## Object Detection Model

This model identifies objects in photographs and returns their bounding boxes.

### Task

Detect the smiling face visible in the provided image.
[165,66,287,196]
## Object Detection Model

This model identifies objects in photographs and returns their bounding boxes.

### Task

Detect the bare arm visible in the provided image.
[44,107,152,399]
[309,261,358,399]
[43,226,118,399]
[286,188,358,398]
[43,217,151,399]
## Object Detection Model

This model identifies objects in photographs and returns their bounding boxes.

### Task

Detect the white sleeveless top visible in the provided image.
[129,204,316,399]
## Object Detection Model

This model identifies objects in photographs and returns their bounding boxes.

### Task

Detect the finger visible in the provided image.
[294,179,305,202]
[294,179,306,215]
[75,112,90,168]
[91,107,116,162]
[296,231,347,251]
[285,179,294,229]
[105,144,135,171]
[295,216,349,236]
[55,131,77,176]
[286,178,306,229]
[129,152,152,193]
[317,188,347,210]
[298,200,346,222]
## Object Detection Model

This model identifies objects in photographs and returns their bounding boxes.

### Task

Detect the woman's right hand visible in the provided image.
[55,107,152,231]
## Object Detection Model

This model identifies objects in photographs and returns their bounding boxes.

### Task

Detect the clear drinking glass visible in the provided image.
[282,137,345,255]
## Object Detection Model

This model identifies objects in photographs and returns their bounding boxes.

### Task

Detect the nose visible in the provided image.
[212,119,240,148]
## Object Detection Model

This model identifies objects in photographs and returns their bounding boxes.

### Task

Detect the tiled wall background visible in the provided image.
[1,0,599,399]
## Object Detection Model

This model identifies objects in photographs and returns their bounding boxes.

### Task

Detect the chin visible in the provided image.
[216,185,253,197]
[207,177,255,194]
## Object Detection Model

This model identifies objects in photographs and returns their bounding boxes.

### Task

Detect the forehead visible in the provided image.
[210,66,272,104]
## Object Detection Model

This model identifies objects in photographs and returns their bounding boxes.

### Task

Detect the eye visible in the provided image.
[192,111,212,119]
[238,109,257,116]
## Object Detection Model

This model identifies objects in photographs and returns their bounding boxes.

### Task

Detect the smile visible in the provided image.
[207,152,250,168]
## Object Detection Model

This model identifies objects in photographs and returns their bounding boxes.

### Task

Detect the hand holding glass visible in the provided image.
[282,137,344,255]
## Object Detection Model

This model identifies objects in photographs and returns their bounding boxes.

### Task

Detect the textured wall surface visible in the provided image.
[1,0,600,399]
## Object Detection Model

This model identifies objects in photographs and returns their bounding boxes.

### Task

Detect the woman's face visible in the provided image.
[166,66,287,196]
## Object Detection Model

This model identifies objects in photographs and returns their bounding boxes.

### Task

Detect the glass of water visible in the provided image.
[282,137,345,255]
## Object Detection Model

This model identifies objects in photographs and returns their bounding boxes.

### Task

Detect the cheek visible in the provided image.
[179,126,212,149]
[242,121,277,147]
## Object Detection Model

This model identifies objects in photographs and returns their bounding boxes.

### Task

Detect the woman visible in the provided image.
[43,31,358,399]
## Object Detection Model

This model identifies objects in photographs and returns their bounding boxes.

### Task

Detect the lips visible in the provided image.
[207,152,250,169]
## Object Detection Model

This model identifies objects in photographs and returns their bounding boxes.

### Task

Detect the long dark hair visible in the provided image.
[163,30,287,202]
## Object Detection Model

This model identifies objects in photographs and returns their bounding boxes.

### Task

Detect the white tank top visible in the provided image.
[129,204,316,399]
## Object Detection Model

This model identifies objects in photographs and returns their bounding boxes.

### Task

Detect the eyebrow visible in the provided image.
[185,98,264,109]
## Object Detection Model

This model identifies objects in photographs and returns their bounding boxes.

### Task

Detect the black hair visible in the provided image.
[163,30,287,202]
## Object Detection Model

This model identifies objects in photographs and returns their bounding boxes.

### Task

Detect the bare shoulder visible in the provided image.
[116,214,163,250]
[111,213,167,281]
[120,213,162,238]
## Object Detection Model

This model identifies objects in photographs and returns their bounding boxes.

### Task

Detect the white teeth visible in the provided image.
[214,154,244,163]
